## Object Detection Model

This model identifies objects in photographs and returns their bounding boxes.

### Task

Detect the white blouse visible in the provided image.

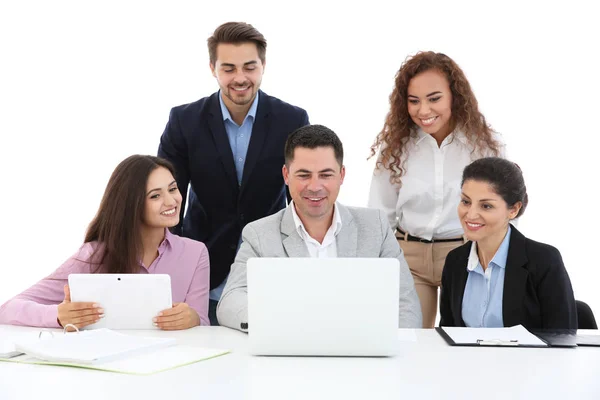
[368,129,505,240]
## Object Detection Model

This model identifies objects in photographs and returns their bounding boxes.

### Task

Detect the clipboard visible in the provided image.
[531,329,578,348]
[575,334,600,347]
[436,325,550,348]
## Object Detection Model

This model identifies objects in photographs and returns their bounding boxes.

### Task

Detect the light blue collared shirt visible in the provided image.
[218,91,259,186]
[461,227,511,327]
[210,91,260,302]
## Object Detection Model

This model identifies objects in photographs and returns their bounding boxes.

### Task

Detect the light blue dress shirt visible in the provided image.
[461,227,511,327]
[219,91,259,186]
[210,92,259,302]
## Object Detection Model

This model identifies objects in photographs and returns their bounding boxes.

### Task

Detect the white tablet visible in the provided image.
[68,274,172,330]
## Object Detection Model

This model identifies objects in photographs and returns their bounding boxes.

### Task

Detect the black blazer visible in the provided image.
[440,225,577,330]
[158,91,309,289]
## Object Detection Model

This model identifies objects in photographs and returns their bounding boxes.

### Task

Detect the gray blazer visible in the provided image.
[217,203,422,330]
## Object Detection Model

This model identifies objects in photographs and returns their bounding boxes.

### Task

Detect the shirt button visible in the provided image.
[240,134,244,138]
[238,158,243,162]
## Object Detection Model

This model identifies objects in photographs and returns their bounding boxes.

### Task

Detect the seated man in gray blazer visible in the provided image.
[217,124,422,330]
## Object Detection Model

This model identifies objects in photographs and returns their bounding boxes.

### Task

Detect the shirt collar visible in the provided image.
[413,128,429,144]
[218,90,259,125]
[451,129,469,146]
[158,228,174,253]
[290,201,343,240]
[467,226,511,272]
[413,127,468,146]
[138,228,172,268]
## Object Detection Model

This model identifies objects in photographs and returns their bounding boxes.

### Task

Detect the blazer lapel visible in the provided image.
[207,92,238,190]
[453,244,470,327]
[281,207,310,257]
[240,90,271,193]
[502,225,529,327]
[335,204,357,257]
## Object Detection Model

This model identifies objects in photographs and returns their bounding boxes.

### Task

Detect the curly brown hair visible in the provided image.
[370,51,500,184]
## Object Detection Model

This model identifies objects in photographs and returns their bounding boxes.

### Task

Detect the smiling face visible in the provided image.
[282,146,345,226]
[458,179,521,244]
[210,42,264,110]
[407,69,453,142]
[142,167,182,229]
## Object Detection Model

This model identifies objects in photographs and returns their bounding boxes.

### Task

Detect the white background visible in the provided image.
[1,1,599,319]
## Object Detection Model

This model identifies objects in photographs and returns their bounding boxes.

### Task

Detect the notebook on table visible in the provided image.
[0,328,44,358]
[1,328,230,375]
[14,328,176,364]
[0,340,22,358]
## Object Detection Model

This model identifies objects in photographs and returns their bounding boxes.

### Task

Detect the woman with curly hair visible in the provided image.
[368,51,505,328]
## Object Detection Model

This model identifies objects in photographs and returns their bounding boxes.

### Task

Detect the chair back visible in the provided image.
[576,300,598,329]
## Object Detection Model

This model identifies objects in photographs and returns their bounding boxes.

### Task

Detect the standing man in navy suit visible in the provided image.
[158,22,309,325]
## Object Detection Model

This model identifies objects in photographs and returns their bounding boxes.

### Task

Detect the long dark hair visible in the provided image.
[85,155,176,274]
[371,51,501,184]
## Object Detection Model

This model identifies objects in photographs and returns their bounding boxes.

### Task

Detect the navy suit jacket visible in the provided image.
[440,225,577,330]
[158,90,309,289]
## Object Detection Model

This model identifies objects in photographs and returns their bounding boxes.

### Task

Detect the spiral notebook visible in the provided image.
[0,328,230,375]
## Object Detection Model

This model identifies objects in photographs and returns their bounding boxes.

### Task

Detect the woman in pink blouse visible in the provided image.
[0,155,210,329]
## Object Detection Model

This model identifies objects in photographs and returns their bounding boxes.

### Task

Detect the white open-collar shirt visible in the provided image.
[290,201,343,257]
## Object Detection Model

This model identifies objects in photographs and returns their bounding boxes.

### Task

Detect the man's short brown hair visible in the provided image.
[207,22,266,65]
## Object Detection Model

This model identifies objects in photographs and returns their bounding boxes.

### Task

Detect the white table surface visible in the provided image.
[1,325,599,400]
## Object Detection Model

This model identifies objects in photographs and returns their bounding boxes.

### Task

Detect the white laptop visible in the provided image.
[68,274,172,330]
[247,258,400,356]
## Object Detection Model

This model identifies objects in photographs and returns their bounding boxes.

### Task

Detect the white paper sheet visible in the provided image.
[13,328,177,364]
[2,345,230,375]
[441,325,547,346]
[0,329,39,358]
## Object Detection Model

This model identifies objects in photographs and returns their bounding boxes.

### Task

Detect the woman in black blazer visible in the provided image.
[439,157,577,329]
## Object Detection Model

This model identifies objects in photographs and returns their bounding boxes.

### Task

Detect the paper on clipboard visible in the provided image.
[440,325,548,346]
